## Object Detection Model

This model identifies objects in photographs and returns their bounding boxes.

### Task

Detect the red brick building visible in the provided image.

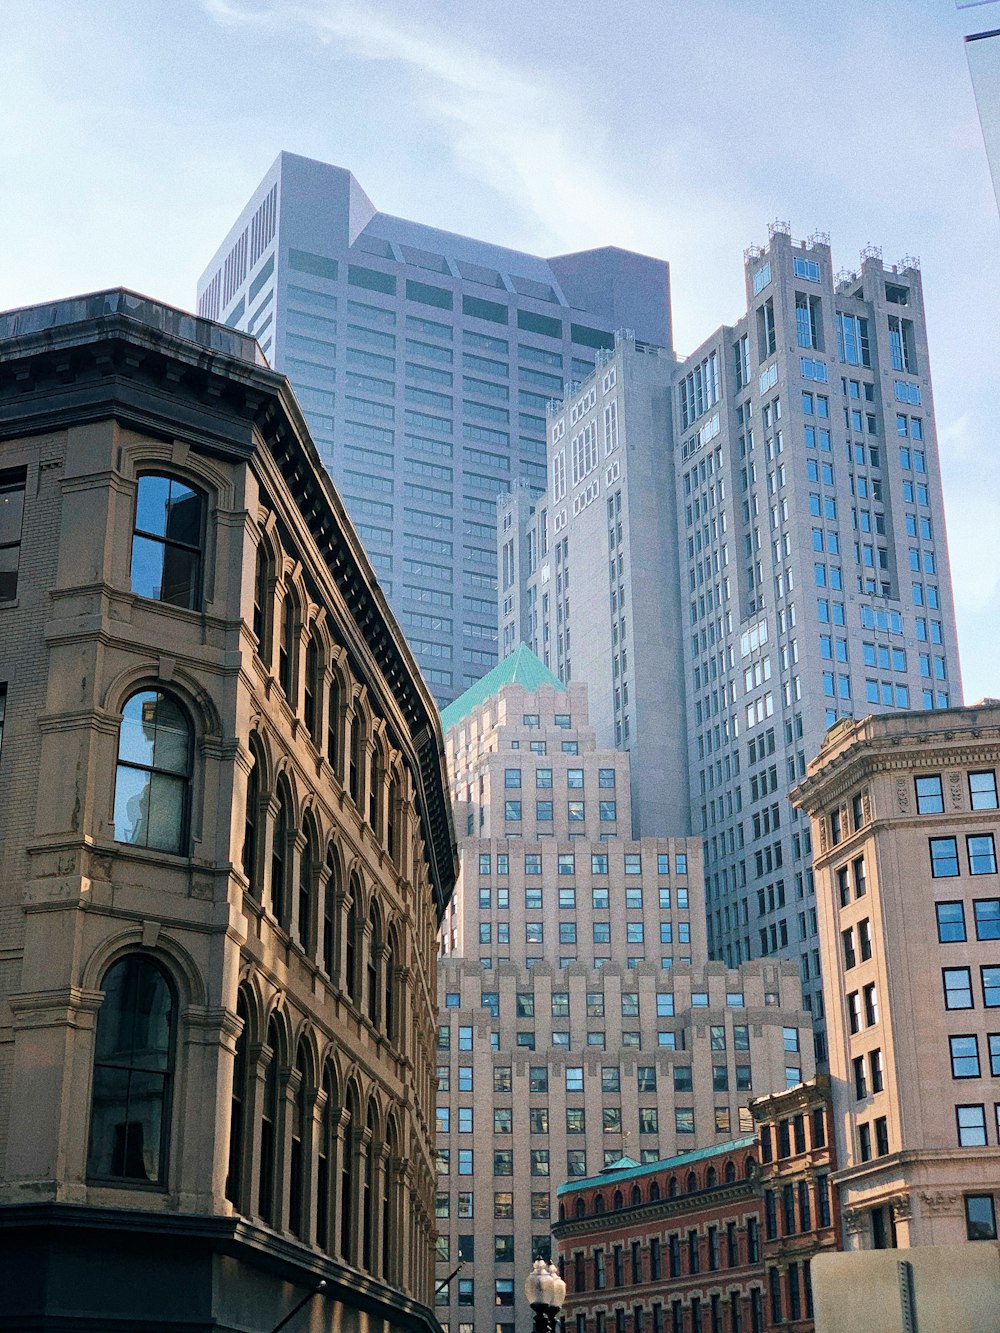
[553,1080,838,1333]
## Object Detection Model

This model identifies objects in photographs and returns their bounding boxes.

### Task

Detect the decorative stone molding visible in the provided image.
[890,1194,912,1222]
[919,1190,961,1215]
[895,777,909,814]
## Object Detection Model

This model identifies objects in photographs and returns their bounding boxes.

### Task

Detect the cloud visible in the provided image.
[200,0,727,259]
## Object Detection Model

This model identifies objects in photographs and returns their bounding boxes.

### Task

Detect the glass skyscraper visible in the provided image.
[197,152,671,705]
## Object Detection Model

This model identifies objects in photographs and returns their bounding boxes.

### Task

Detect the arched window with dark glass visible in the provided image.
[384,930,396,1043]
[362,1104,377,1272]
[706,1166,717,1189]
[304,631,322,745]
[367,906,380,1027]
[346,882,360,1005]
[323,852,338,977]
[131,473,205,610]
[327,674,341,775]
[278,589,298,705]
[369,742,382,834]
[226,990,251,1209]
[297,815,317,954]
[382,1119,397,1282]
[87,954,174,1186]
[253,538,272,662]
[242,740,263,895]
[289,1044,309,1238]
[258,1019,280,1225]
[317,1066,335,1252]
[724,1160,736,1184]
[386,776,398,862]
[650,1180,661,1201]
[686,1171,698,1194]
[340,1096,355,1262]
[114,690,192,855]
[349,713,363,806]
[271,786,290,928]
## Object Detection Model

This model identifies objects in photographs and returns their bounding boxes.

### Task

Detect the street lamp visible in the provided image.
[524,1258,566,1333]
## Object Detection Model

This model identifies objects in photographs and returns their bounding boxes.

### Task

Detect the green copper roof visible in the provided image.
[556,1135,757,1196]
[439,643,564,733]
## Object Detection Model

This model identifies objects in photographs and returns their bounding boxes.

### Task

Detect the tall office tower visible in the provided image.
[792,704,1000,1255]
[504,226,963,1056]
[434,653,813,1333]
[197,152,671,706]
[497,338,688,837]
[960,0,1000,210]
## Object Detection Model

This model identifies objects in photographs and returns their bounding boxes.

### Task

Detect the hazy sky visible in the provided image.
[3,0,998,698]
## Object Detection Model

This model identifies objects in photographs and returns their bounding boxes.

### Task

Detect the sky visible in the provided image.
[2,0,998,698]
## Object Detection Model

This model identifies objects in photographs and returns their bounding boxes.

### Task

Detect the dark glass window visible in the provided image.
[114,690,192,854]
[131,474,205,609]
[936,901,966,942]
[966,1194,998,1241]
[87,955,174,1184]
[0,468,26,601]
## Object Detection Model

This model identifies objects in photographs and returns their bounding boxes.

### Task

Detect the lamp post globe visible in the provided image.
[524,1258,566,1333]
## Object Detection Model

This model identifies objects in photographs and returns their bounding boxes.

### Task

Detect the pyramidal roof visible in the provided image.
[439,644,564,734]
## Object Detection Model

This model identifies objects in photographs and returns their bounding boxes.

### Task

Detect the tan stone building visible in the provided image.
[0,290,456,1331]
[433,656,813,1333]
[792,703,1000,1252]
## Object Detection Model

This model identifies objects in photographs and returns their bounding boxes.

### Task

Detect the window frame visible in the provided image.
[130,471,207,612]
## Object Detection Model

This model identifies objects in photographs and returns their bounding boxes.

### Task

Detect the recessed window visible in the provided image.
[956,1104,988,1147]
[968,835,998,876]
[943,967,974,1010]
[982,966,1000,1008]
[88,954,174,1184]
[0,468,26,601]
[966,1194,998,1241]
[930,837,959,878]
[114,690,192,854]
[915,774,944,814]
[974,899,1000,941]
[950,1035,981,1079]
[131,474,205,610]
[969,771,999,811]
[936,901,967,943]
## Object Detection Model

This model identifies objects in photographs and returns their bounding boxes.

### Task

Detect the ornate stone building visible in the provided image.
[792,704,1000,1251]
[0,290,456,1331]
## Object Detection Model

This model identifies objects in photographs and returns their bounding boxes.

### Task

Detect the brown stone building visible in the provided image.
[0,290,456,1331]
[792,704,1000,1253]
[553,1078,837,1333]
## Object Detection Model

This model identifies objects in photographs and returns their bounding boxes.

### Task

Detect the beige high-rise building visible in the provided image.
[433,651,813,1333]
[0,290,456,1331]
[792,703,1000,1252]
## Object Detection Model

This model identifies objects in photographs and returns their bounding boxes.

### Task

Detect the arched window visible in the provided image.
[668,1177,678,1198]
[362,1104,377,1272]
[340,1097,354,1261]
[384,931,396,1042]
[744,1156,756,1179]
[258,1019,280,1226]
[130,473,205,610]
[316,1066,335,1252]
[574,1198,584,1218]
[289,1044,309,1238]
[271,786,290,928]
[631,1185,642,1206]
[87,954,174,1185]
[649,1180,661,1202]
[114,689,192,855]
[594,1193,605,1214]
[724,1160,736,1184]
[349,713,363,806]
[386,776,398,862]
[686,1171,698,1194]
[613,1189,623,1210]
[226,990,251,1209]
[253,538,272,661]
[297,818,316,953]
[706,1166,717,1189]
[327,673,341,775]
[279,589,298,705]
[242,739,263,895]
[382,1120,396,1282]
[322,852,338,976]
[367,906,380,1026]
[369,742,382,834]
[304,631,322,745]
[346,882,361,1006]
